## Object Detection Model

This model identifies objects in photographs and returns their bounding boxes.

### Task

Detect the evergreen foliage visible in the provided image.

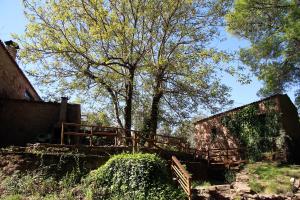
[85,153,185,200]
[221,101,281,160]
[226,0,300,111]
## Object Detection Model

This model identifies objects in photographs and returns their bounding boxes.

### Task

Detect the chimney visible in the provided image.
[4,40,19,60]
[59,97,69,123]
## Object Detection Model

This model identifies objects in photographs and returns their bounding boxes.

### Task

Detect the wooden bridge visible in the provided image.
[60,122,246,200]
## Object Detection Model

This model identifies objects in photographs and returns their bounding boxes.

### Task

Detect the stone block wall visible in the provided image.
[0,99,81,146]
[0,41,40,101]
[194,94,300,163]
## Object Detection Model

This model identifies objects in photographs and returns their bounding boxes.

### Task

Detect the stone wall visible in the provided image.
[279,95,300,163]
[0,41,40,101]
[0,99,81,146]
[194,94,300,163]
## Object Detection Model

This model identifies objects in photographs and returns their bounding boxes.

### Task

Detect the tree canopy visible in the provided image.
[226,0,300,110]
[15,0,234,135]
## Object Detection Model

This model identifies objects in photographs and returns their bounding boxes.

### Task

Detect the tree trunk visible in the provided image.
[106,87,123,129]
[124,68,135,142]
[149,91,163,136]
[148,75,164,144]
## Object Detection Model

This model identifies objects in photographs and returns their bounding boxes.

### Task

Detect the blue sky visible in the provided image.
[0,0,296,110]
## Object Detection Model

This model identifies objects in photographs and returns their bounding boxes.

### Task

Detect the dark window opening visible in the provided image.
[211,127,218,142]
[24,90,34,101]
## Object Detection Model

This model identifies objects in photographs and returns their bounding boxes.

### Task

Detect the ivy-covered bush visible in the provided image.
[84,153,185,200]
[221,102,281,161]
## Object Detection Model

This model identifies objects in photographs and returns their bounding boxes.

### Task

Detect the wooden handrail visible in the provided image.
[171,156,192,200]
[60,123,190,153]
[155,134,185,140]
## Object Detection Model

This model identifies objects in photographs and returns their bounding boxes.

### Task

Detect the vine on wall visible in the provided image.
[221,101,282,161]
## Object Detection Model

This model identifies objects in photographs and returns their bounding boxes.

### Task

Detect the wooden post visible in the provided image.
[207,148,210,165]
[59,97,68,123]
[132,131,137,153]
[61,123,64,145]
[188,177,192,200]
[114,129,118,146]
[226,148,229,160]
[90,126,93,146]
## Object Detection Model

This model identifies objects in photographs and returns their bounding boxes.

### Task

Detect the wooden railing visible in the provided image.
[61,123,122,146]
[206,147,246,167]
[171,156,192,200]
[60,123,246,167]
[60,123,190,153]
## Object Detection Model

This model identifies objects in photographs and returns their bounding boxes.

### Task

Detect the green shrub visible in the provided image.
[85,153,185,200]
[59,168,82,188]
[2,194,24,200]
[224,169,236,183]
[2,171,58,196]
[246,163,298,194]
[192,180,211,187]
[249,179,264,193]
[221,103,281,161]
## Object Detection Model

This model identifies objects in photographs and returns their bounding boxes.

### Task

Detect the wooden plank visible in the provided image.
[172,156,191,179]
[92,132,118,136]
[61,123,64,145]
[156,134,185,140]
[64,132,88,136]
[171,165,189,185]
[178,178,189,195]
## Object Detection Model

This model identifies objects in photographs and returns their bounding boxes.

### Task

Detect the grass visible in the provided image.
[246,162,300,194]
[192,180,211,188]
[0,169,84,200]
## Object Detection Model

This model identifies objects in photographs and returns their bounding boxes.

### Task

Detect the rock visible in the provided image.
[233,181,251,193]
[215,184,231,191]
[236,174,250,182]
[294,179,300,189]
[286,192,294,197]
[291,178,296,184]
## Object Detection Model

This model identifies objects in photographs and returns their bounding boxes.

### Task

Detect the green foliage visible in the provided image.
[2,171,58,196]
[85,153,185,200]
[221,101,281,160]
[59,168,82,189]
[84,112,111,126]
[246,162,300,194]
[249,179,264,194]
[224,169,236,183]
[226,0,300,111]
[173,120,196,147]
[0,167,84,200]
[192,180,211,188]
[16,0,234,133]
[2,195,23,200]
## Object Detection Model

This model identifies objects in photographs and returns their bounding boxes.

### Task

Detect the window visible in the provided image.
[24,90,33,101]
[211,127,218,142]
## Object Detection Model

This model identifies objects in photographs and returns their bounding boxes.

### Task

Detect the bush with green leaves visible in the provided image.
[1,171,58,196]
[221,102,281,161]
[85,153,185,200]
[224,169,236,184]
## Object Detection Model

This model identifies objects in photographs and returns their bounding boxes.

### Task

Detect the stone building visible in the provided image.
[194,94,300,163]
[0,40,81,146]
[0,40,41,101]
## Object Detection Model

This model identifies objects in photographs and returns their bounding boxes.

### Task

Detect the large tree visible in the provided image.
[226,0,300,110]
[16,0,233,137]
[17,0,162,137]
[141,0,233,137]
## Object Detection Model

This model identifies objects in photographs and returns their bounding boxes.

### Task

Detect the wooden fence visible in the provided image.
[60,123,246,166]
[171,156,192,200]
[60,123,190,153]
